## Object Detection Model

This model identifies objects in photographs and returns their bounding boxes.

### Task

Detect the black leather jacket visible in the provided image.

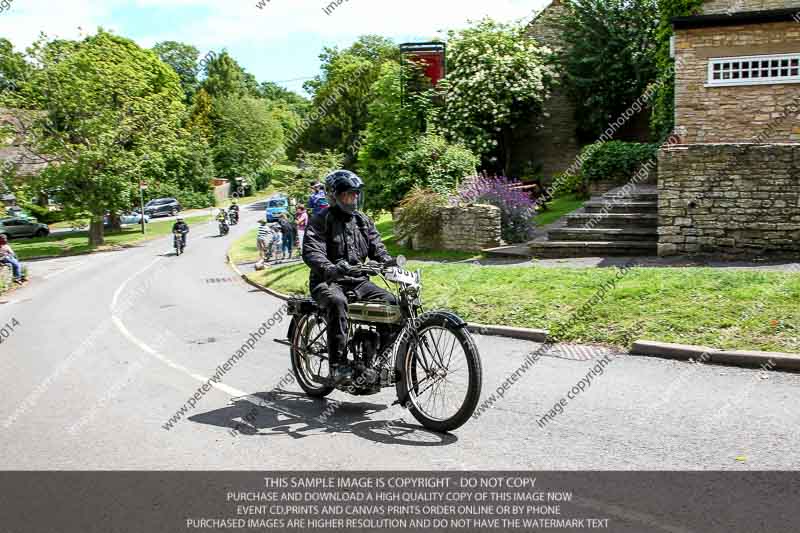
[172,221,189,234]
[302,205,392,290]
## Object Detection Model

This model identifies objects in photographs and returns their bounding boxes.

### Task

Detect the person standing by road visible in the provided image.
[278,213,294,260]
[295,205,308,249]
[307,183,329,217]
[256,219,273,265]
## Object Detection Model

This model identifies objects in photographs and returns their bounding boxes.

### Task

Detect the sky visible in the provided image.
[0,0,550,95]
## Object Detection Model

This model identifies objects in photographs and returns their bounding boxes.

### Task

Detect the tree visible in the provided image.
[438,18,555,176]
[357,61,432,211]
[152,41,200,102]
[210,95,284,181]
[299,35,398,165]
[188,87,213,140]
[0,38,30,96]
[201,51,257,98]
[21,31,186,246]
[556,0,660,140]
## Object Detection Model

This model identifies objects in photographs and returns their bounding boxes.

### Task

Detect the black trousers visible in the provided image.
[311,279,397,366]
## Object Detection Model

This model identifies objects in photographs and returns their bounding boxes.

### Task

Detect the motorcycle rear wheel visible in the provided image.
[395,313,482,432]
[291,314,334,397]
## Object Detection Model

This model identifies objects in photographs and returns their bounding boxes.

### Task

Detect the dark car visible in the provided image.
[143,197,182,218]
[0,217,50,239]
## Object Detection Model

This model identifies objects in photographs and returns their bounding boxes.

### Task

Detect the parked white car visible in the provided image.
[120,212,150,225]
[103,212,150,227]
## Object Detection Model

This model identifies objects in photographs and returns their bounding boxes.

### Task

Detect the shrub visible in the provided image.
[396,187,447,240]
[553,141,658,199]
[578,141,659,183]
[551,172,590,199]
[453,175,536,243]
[397,133,479,195]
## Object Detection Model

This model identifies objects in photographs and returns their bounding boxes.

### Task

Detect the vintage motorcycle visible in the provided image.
[286,256,482,432]
[173,230,186,256]
[218,216,230,237]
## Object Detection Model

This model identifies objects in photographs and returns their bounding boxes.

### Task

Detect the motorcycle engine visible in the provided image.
[350,328,380,367]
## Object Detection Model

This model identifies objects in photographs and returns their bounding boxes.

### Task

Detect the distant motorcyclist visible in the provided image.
[228,201,240,224]
[172,217,189,247]
[217,209,230,236]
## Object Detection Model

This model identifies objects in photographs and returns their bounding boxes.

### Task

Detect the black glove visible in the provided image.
[325,260,356,282]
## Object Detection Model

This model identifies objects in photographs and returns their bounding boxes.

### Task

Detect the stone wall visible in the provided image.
[674,21,800,144]
[658,144,800,256]
[395,204,502,252]
[701,0,800,15]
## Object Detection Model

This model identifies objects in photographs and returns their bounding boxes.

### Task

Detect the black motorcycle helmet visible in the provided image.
[324,170,364,214]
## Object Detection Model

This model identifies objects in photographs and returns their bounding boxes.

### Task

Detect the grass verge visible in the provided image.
[247,261,800,353]
[535,193,585,226]
[13,215,212,260]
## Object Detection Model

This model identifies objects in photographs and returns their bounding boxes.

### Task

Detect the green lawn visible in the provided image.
[534,194,585,226]
[229,228,260,264]
[12,214,212,260]
[228,213,481,265]
[248,262,800,353]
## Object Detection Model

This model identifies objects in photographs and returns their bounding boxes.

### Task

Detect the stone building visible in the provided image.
[512,0,581,181]
[658,1,800,256]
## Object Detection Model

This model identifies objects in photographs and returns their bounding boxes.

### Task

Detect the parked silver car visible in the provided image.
[0,217,50,239]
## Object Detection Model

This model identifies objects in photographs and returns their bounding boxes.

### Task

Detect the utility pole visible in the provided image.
[139,181,147,234]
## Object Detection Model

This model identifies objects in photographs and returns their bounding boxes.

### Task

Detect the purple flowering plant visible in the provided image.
[451,174,537,243]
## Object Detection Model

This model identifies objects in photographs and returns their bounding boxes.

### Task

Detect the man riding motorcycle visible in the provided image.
[172,217,189,248]
[217,209,230,236]
[228,200,240,224]
[302,170,397,384]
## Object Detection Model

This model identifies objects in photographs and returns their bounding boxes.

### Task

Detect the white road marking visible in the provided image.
[110,257,162,311]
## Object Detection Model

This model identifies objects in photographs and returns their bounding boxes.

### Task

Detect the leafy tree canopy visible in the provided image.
[437,18,554,175]
[556,0,660,141]
[152,40,201,102]
[298,35,399,164]
[210,95,284,181]
[20,30,187,245]
[201,50,258,98]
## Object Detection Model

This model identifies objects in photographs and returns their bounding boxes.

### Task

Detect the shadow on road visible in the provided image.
[189,390,457,446]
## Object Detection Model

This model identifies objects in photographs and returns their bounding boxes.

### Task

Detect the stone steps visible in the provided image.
[528,240,657,258]
[583,200,657,214]
[565,212,658,228]
[523,185,660,258]
[548,227,657,242]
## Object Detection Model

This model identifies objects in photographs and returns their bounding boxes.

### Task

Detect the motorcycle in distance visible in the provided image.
[286,256,483,432]
[173,230,186,256]
[228,207,239,225]
[218,212,230,237]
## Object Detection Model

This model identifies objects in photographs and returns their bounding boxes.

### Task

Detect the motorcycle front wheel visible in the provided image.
[395,313,482,432]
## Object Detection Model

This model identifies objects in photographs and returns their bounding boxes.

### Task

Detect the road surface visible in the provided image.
[1,199,799,471]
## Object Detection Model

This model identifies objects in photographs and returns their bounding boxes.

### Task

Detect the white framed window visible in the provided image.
[707,53,800,87]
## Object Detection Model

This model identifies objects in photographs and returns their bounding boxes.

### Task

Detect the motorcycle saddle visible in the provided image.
[287,297,318,316]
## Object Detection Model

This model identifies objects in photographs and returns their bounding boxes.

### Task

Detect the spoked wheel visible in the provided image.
[291,314,334,397]
[396,313,482,432]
